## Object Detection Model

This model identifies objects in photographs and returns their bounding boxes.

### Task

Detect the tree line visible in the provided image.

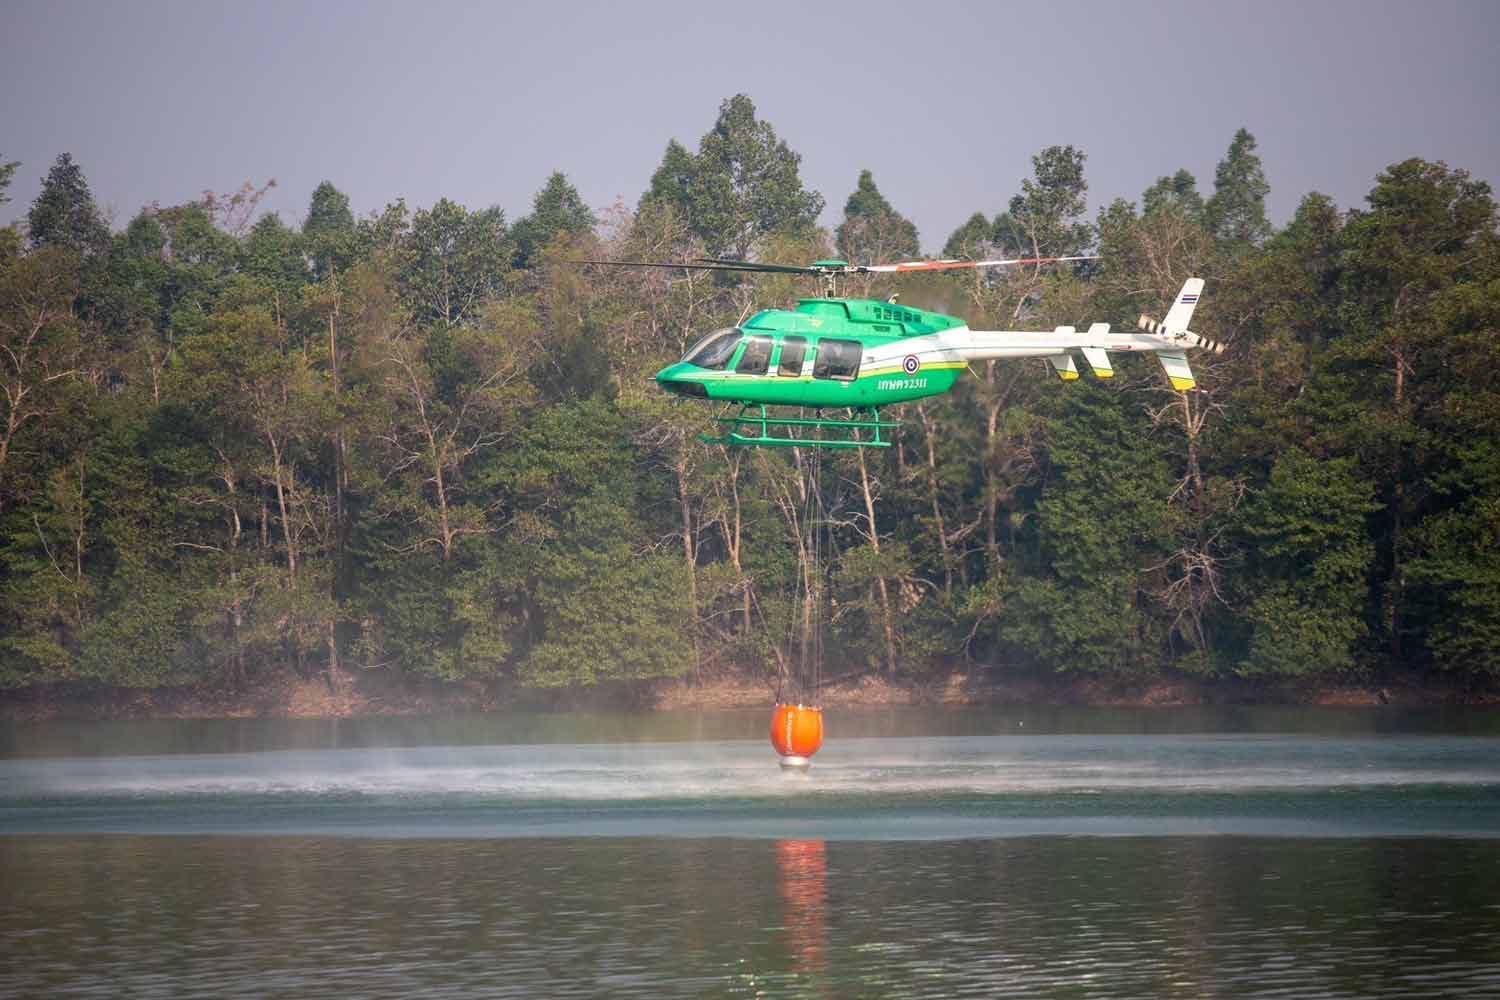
[1,94,1496,695]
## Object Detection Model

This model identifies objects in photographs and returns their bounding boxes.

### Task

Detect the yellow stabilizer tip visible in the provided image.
[1168,377,1196,391]
[1093,371,1114,378]
[1057,371,1080,381]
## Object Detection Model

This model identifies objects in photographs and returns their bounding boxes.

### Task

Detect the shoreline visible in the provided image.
[2,667,1496,723]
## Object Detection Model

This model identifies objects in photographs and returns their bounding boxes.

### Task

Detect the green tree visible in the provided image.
[1410,495,1500,675]
[358,292,538,564]
[153,200,241,343]
[168,300,341,678]
[0,247,83,492]
[0,157,18,206]
[1333,159,1496,663]
[994,145,1093,258]
[303,180,356,279]
[242,213,309,310]
[1232,451,1377,677]
[501,400,691,686]
[1142,169,1205,222]
[511,171,596,269]
[641,139,696,216]
[1393,249,1500,674]
[995,391,1174,676]
[1212,191,1344,471]
[642,94,824,259]
[835,169,920,263]
[1205,128,1271,248]
[27,153,110,255]
[941,212,995,259]
[397,199,510,328]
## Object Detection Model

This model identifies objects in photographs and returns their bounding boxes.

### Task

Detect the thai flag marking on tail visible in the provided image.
[1181,294,1199,304]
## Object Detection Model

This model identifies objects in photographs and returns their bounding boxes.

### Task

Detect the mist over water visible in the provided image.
[4,715,1500,838]
[15,734,1500,798]
[3,708,1499,997]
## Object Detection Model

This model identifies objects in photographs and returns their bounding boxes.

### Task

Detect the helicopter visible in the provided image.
[578,255,1222,448]
[577,253,1225,768]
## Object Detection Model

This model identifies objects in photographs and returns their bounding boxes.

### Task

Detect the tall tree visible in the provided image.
[502,400,691,687]
[1334,158,1497,664]
[303,180,356,279]
[1142,169,1205,222]
[835,169,920,263]
[242,213,309,314]
[511,171,597,268]
[397,199,510,328]
[641,140,696,217]
[642,94,824,259]
[997,390,1174,676]
[1231,451,1377,676]
[941,212,996,259]
[1205,128,1272,248]
[27,153,110,255]
[0,157,18,206]
[362,297,538,563]
[994,145,1093,259]
[0,247,82,493]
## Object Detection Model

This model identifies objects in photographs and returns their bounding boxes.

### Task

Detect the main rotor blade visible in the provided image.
[690,257,822,274]
[858,254,1099,273]
[570,258,817,275]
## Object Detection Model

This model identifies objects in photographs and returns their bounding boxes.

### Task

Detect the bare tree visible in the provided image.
[370,303,538,561]
[0,248,81,501]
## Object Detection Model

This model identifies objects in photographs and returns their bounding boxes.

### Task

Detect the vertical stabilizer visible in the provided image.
[1162,278,1205,332]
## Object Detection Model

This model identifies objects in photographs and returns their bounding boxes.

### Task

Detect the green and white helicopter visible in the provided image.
[581,255,1222,448]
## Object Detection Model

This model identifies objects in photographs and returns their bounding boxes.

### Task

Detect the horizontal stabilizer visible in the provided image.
[1046,353,1079,380]
[1081,347,1113,378]
[1137,314,1225,354]
[1156,350,1196,391]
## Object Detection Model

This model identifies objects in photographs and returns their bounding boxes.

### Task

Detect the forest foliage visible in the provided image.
[1,96,1497,694]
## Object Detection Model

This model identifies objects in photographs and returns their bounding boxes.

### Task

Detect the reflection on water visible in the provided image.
[777,840,827,978]
[2,836,1497,999]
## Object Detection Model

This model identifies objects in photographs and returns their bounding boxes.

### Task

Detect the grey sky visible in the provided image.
[4,0,1497,254]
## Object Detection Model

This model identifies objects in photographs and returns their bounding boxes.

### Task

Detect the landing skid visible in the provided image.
[702,404,899,449]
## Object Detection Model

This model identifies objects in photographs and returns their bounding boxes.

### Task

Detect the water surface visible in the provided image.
[2,708,1497,997]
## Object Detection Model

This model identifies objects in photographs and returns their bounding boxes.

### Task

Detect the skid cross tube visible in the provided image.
[701,404,899,449]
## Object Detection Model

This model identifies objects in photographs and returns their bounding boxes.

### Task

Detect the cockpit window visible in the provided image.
[682,328,742,370]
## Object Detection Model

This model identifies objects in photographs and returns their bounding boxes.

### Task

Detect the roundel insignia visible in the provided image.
[902,355,921,375]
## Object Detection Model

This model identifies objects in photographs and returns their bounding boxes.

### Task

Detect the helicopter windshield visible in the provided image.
[682,328,742,370]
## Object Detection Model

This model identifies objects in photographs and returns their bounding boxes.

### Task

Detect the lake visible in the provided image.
[2,707,1498,997]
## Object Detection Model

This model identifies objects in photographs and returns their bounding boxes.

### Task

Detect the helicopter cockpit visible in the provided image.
[681,328,743,369]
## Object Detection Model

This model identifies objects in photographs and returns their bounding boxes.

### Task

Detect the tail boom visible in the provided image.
[931,277,1219,391]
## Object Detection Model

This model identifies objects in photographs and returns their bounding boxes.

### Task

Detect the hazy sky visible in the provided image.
[4,0,1497,254]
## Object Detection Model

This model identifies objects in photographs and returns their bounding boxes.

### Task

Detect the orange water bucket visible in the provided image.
[770,703,824,764]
